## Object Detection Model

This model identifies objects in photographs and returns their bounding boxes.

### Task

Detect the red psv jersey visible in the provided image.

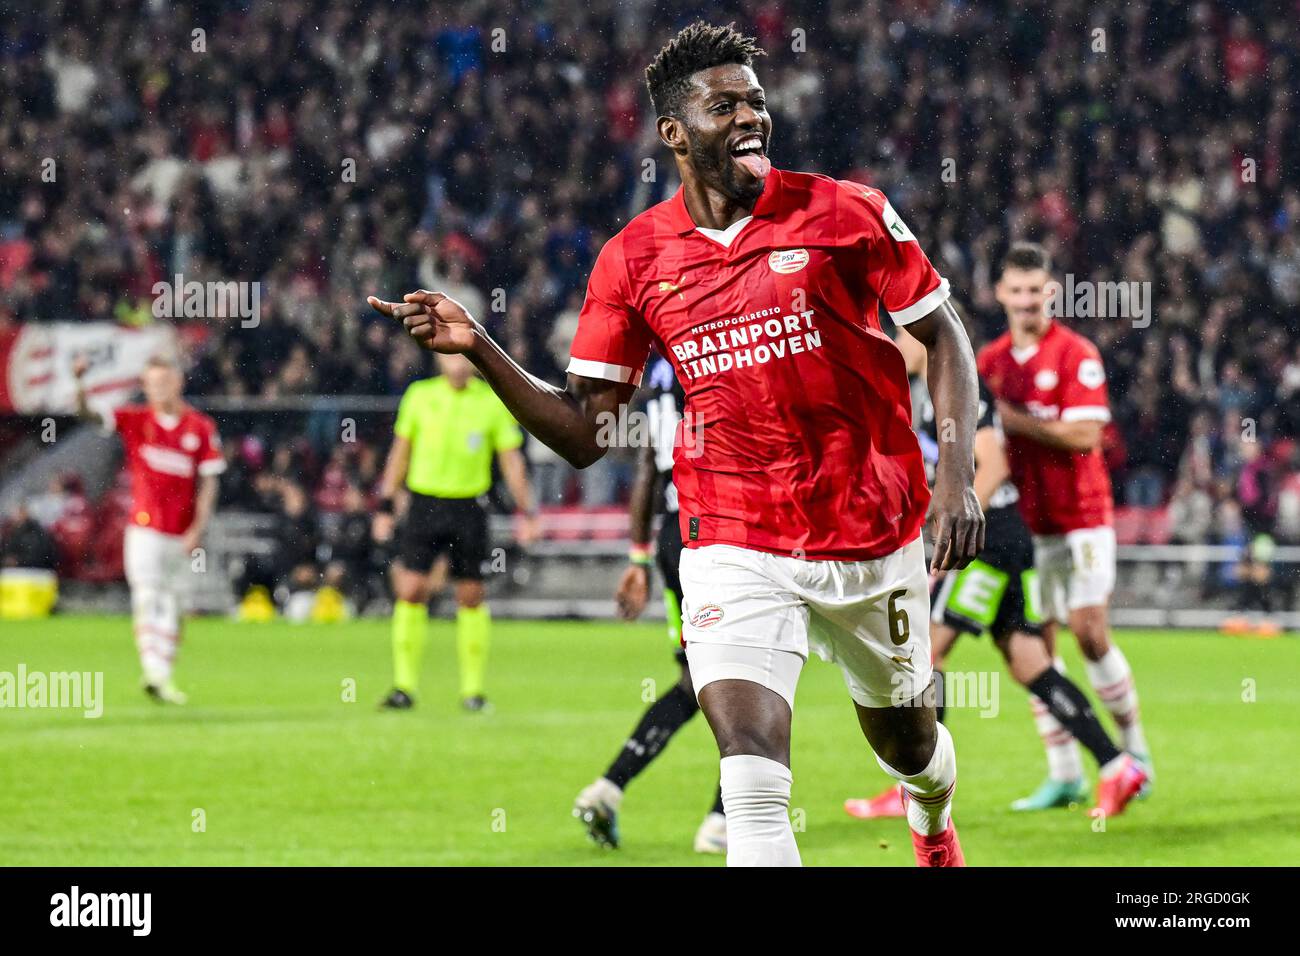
[567,169,951,560]
[111,404,225,535]
[978,322,1114,535]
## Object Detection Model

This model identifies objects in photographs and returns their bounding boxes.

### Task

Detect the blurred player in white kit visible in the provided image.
[74,355,224,703]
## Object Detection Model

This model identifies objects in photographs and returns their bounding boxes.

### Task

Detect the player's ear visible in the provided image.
[657,115,686,153]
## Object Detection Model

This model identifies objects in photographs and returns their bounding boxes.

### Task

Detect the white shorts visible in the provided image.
[1032,525,1116,622]
[679,536,932,710]
[124,525,193,600]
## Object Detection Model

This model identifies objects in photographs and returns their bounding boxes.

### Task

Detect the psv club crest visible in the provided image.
[689,604,725,629]
[767,248,809,275]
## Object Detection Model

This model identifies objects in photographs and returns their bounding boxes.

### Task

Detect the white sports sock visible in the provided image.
[1029,656,1084,781]
[1085,646,1148,755]
[877,722,957,836]
[718,755,800,867]
[132,587,179,685]
[1030,694,1085,781]
[592,777,624,810]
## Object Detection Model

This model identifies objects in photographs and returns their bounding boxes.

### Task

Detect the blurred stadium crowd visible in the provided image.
[1,0,1299,605]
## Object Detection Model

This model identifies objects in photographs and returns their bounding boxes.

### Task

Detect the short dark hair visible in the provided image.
[645,21,765,118]
[1001,241,1052,274]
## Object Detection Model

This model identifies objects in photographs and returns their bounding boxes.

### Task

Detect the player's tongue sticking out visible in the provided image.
[735,152,771,179]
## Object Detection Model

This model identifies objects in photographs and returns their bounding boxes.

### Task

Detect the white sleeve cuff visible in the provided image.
[888,277,951,326]
[1060,406,1111,423]
[198,459,227,476]
[566,357,643,387]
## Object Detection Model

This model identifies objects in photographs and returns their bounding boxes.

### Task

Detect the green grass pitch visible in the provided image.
[2,616,1297,866]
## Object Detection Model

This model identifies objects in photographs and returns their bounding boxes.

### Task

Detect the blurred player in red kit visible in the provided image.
[75,355,224,704]
[371,22,986,866]
[978,243,1151,814]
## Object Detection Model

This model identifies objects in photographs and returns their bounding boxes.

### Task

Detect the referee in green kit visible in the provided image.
[373,353,540,711]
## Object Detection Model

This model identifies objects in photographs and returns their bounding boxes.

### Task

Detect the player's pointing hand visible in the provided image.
[366,290,481,354]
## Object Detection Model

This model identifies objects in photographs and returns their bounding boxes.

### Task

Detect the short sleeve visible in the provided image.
[566,234,653,386]
[393,385,418,440]
[1058,342,1110,423]
[837,182,950,326]
[107,404,145,440]
[197,416,226,476]
[492,400,524,453]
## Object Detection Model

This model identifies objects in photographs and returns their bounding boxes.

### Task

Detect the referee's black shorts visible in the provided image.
[656,510,683,600]
[397,493,489,581]
[657,512,686,665]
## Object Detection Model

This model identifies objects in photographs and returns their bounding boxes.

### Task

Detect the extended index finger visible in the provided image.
[930,513,953,572]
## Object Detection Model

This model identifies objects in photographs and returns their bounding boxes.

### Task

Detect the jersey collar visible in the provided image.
[667,168,783,237]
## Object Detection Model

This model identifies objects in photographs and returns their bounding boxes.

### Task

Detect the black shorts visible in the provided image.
[930,505,1043,641]
[657,510,683,600]
[656,512,686,664]
[397,493,489,581]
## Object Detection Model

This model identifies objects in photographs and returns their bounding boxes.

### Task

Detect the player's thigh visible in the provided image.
[126,527,190,605]
[396,495,442,576]
[695,675,795,764]
[809,535,933,710]
[995,630,1054,685]
[447,500,489,583]
[678,544,808,716]
[1064,526,1116,612]
[1032,535,1072,624]
[123,526,166,589]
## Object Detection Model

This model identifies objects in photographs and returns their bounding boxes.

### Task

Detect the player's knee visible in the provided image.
[1070,615,1111,659]
[456,581,485,608]
[999,631,1050,685]
[716,730,787,763]
[709,710,789,763]
[876,724,938,776]
[394,572,432,605]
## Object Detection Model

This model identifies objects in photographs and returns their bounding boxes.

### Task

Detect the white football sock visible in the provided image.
[132,586,179,685]
[718,755,800,867]
[1085,646,1148,755]
[878,722,957,836]
[591,777,624,810]
[1030,656,1084,781]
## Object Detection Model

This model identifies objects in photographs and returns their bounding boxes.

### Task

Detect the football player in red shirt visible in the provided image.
[74,355,224,704]
[370,22,985,866]
[978,243,1151,814]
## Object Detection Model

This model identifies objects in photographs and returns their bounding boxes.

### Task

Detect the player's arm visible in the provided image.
[906,300,986,571]
[373,435,411,542]
[999,345,1109,453]
[496,446,540,545]
[615,438,658,620]
[995,403,1104,452]
[182,475,218,553]
[70,355,110,427]
[368,291,636,469]
[972,425,1011,511]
